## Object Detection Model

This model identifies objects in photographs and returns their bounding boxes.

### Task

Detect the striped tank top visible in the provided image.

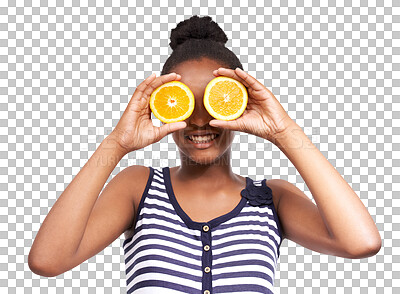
[122,166,283,294]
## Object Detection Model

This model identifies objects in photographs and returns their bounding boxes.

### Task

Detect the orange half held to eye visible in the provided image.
[203,77,248,121]
[150,81,195,123]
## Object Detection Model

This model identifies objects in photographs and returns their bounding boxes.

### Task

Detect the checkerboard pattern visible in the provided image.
[1,0,398,293]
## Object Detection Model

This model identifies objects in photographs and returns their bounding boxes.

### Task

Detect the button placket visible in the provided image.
[201,223,212,293]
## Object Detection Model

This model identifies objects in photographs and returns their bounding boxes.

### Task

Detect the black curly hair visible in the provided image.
[161,15,244,75]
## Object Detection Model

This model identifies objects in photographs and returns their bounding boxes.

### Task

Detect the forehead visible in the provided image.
[171,58,226,93]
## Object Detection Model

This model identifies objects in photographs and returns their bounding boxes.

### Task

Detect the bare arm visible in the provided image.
[28,72,187,277]
[209,67,381,258]
[273,123,381,258]
[28,137,127,276]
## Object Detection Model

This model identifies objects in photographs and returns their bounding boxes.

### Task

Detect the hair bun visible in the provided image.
[169,15,228,50]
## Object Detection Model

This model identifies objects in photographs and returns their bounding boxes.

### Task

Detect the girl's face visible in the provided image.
[164,58,236,165]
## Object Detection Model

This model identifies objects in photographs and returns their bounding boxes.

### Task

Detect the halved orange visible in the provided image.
[149,81,195,123]
[203,77,248,121]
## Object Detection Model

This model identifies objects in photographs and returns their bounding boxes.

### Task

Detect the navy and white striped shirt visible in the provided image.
[122,166,283,294]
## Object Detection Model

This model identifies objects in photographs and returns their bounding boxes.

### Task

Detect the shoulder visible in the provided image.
[119,165,151,209]
[265,179,286,211]
[118,165,150,185]
[120,165,151,237]
[123,164,150,177]
[265,178,314,240]
[265,179,309,211]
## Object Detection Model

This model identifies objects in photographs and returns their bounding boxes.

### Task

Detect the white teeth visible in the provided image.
[188,134,217,143]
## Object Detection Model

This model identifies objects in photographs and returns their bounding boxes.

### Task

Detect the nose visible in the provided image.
[184,96,214,127]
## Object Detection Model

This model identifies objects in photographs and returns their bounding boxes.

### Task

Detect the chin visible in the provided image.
[183,151,230,166]
[174,135,233,165]
[191,157,217,166]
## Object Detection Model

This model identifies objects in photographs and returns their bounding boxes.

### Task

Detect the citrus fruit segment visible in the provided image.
[150,81,195,123]
[203,76,248,121]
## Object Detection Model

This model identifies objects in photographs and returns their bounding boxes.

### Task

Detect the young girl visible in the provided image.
[29,15,381,293]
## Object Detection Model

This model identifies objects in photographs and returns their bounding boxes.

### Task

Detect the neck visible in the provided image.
[174,150,239,185]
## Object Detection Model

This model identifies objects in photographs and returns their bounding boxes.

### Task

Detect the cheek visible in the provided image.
[172,131,183,144]
[222,131,236,147]
[228,131,235,142]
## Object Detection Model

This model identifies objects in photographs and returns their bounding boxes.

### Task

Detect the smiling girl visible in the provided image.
[29,15,381,294]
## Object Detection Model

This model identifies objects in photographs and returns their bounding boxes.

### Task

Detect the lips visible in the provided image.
[185,131,219,136]
[186,133,219,143]
[184,133,220,148]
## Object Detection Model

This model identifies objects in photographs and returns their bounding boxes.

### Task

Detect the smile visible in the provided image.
[184,134,220,148]
[186,134,219,143]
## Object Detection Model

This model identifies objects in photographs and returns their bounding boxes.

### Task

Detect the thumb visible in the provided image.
[209,119,239,131]
[157,121,187,139]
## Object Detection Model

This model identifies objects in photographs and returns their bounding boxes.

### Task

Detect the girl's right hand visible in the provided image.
[107,73,187,155]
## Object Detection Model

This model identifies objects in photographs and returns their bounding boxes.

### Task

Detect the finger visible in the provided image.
[127,73,157,106]
[134,73,157,97]
[214,67,251,88]
[142,72,181,97]
[138,73,182,115]
[209,119,240,131]
[156,121,187,141]
[234,68,266,92]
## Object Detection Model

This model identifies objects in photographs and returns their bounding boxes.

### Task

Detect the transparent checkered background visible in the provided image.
[1,0,399,293]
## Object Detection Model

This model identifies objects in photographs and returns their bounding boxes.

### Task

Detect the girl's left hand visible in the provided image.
[209,67,297,142]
